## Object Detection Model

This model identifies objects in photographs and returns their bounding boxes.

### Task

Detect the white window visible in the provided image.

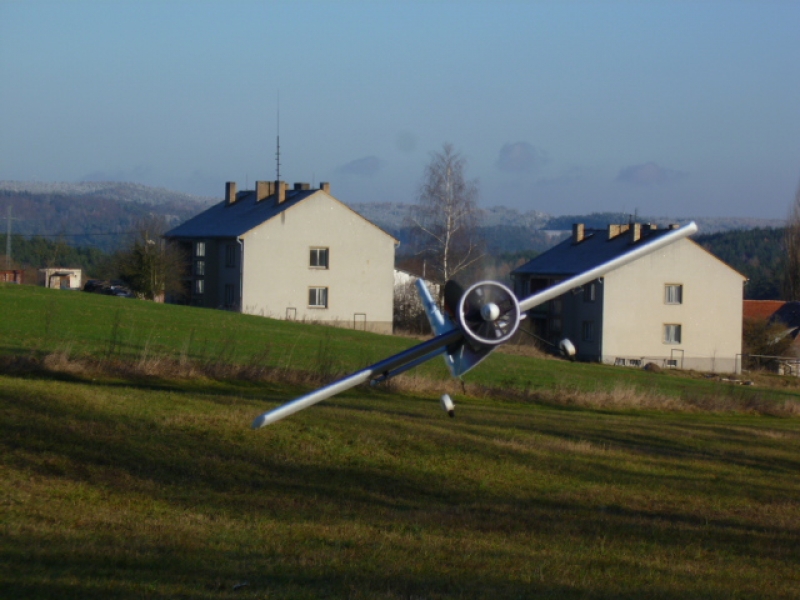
[665,284,683,305]
[582,321,594,342]
[310,247,329,269]
[664,324,682,344]
[195,242,205,257]
[225,244,237,268]
[583,282,596,303]
[308,287,328,308]
[195,279,205,294]
[195,260,205,276]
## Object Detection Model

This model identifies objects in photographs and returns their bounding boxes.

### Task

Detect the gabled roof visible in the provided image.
[166,186,398,243]
[511,226,677,277]
[743,299,785,321]
[511,224,743,279]
[164,188,320,239]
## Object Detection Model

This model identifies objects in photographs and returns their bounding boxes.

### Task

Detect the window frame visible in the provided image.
[582,320,594,342]
[583,282,596,303]
[195,279,205,295]
[664,323,682,344]
[308,286,328,308]
[225,244,237,268]
[309,247,329,269]
[664,284,683,305]
[195,241,205,257]
[195,260,205,276]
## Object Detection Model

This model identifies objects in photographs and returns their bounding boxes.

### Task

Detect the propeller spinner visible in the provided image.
[456,281,521,346]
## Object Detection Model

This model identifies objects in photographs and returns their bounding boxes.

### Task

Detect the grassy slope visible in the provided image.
[1,284,800,599]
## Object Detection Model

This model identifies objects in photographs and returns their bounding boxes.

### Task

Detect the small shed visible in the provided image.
[0,270,24,284]
[38,268,82,290]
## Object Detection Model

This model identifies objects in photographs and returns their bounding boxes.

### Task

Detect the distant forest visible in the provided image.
[2,227,788,300]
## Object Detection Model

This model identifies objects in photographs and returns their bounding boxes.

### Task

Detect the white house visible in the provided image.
[165,181,398,334]
[511,222,746,373]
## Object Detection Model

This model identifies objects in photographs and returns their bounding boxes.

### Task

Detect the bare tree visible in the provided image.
[783,181,800,300]
[116,215,186,301]
[410,144,484,287]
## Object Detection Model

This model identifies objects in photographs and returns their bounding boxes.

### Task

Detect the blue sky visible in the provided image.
[1,0,798,219]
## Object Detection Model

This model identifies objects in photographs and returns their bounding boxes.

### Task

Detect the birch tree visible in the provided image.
[410,144,484,287]
[783,181,800,300]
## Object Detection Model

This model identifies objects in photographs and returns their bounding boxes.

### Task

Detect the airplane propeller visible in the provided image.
[457,281,521,346]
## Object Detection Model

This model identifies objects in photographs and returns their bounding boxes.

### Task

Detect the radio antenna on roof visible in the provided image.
[275,90,281,182]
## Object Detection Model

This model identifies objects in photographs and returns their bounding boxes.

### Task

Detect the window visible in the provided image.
[195,279,205,294]
[195,260,205,276]
[551,298,563,315]
[549,317,562,334]
[308,287,328,308]
[195,242,205,257]
[226,244,236,268]
[224,284,235,308]
[664,324,682,344]
[582,320,594,342]
[310,247,329,269]
[583,282,596,303]
[665,284,683,304]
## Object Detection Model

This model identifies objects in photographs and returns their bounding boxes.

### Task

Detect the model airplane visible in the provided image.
[252,221,698,428]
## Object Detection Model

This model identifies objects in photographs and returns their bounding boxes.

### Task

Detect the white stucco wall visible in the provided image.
[600,239,745,373]
[240,192,396,333]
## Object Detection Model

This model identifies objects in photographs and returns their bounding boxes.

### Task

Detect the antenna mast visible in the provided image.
[275,91,281,182]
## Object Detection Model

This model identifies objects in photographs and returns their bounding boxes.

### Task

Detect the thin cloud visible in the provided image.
[615,162,685,185]
[495,142,549,173]
[335,156,383,177]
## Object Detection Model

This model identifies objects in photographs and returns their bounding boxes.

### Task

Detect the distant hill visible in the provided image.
[0,181,785,257]
[349,202,784,256]
[0,181,216,252]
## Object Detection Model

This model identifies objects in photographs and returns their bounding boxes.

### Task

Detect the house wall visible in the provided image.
[240,192,395,333]
[600,239,744,373]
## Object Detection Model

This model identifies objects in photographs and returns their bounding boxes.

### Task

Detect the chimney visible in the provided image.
[294,182,310,191]
[255,180,273,202]
[225,182,237,206]
[276,180,286,204]
[572,223,585,244]
[630,223,642,243]
[669,223,680,230]
[320,182,331,193]
[608,224,621,239]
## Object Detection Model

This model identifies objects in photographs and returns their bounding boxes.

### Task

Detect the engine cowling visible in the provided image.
[456,281,521,347]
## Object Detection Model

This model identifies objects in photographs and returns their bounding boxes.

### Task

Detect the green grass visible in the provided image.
[1,283,800,598]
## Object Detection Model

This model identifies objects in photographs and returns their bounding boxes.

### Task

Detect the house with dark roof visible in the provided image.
[511,222,746,373]
[165,180,398,334]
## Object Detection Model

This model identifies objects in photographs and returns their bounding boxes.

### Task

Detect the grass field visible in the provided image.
[1,283,799,598]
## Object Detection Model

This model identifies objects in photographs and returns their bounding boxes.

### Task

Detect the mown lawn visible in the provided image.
[2,372,799,599]
[1,283,800,598]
